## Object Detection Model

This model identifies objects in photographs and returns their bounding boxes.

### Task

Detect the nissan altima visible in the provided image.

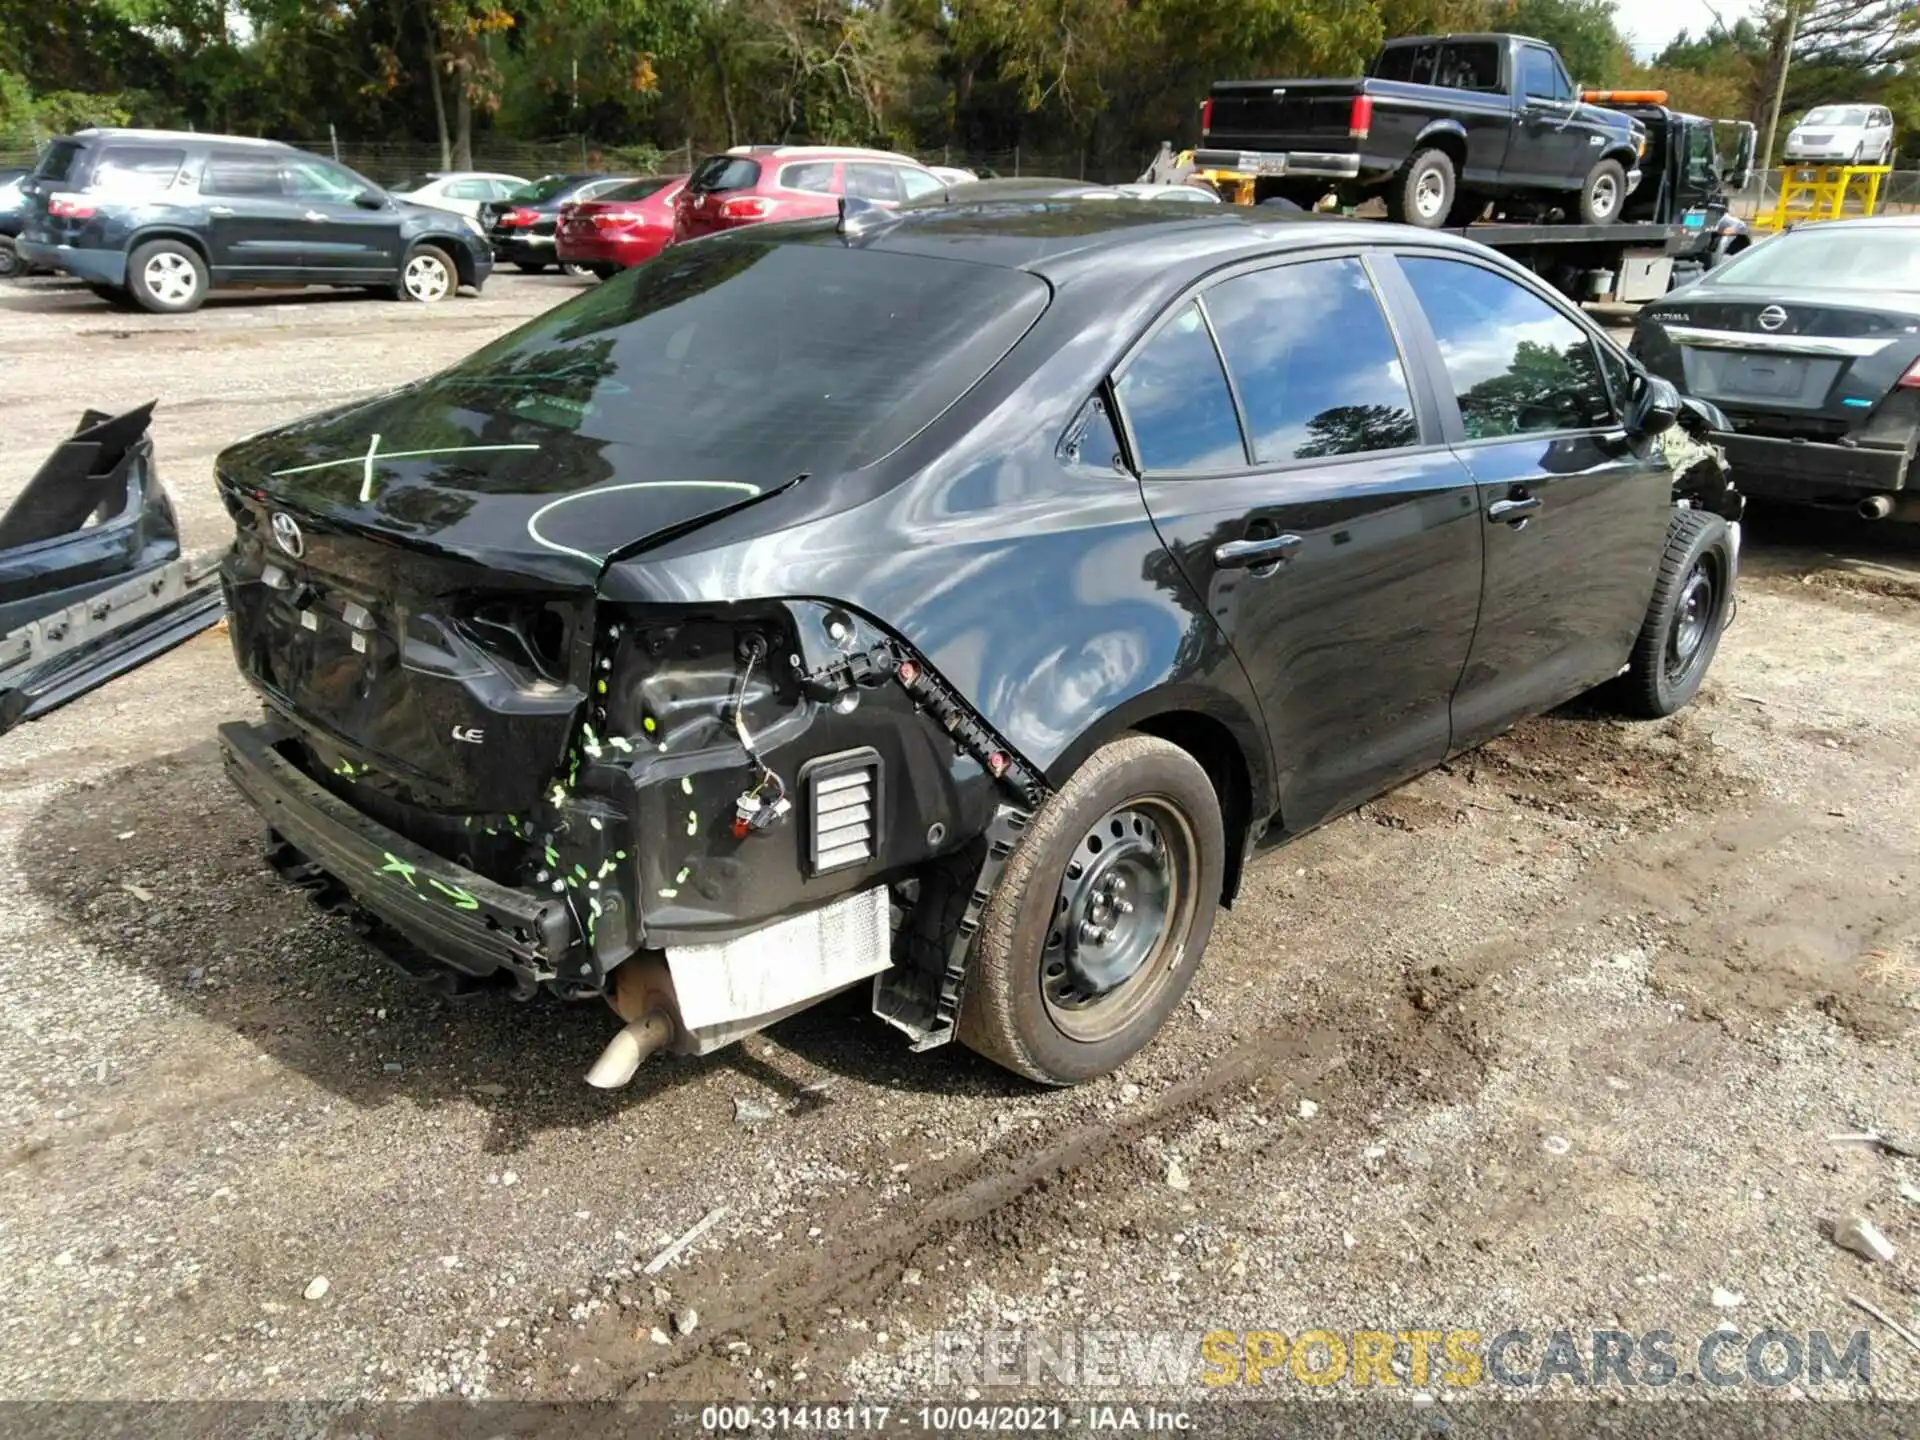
[1633,216,1920,520]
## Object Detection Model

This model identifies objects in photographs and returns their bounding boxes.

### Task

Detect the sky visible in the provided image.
[1610,0,1760,60]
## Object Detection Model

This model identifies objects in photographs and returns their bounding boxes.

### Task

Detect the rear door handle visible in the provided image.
[1214,533,1303,568]
[304,210,328,222]
[207,206,235,217]
[1487,496,1541,524]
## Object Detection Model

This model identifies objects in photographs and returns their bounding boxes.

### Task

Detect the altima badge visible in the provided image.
[451,726,485,744]
[270,512,304,559]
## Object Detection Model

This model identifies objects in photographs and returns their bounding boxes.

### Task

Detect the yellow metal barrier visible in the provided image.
[1175,149,1256,206]
[1755,163,1889,231]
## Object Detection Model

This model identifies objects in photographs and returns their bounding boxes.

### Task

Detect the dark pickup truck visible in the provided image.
[1196,32,1644,229]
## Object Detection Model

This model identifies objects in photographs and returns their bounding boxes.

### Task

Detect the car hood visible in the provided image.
[215,385,790,591]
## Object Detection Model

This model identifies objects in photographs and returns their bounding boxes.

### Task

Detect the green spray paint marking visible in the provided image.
[680,776,693,795]
[643,716,657,734]
[676,866,691,884]
[658,887,678,899]
[427,879,480,911]
[380,853,419,889]
[609,736,633,753]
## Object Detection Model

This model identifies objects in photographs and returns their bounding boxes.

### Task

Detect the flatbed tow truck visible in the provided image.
[1150,88,1756,307]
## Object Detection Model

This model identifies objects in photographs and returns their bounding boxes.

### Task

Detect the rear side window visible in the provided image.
[844,163,903,202]
[88,145,186,195]
[1114,302,1246,472]
[1436,42,1502,94]
[1372,43,1438,84]
[1402,257,1613,439]
[779,162,837,193]
[688,156,762,193]
[33,140,87,184]
[1205,258,1419,463]
[203,154,282,198]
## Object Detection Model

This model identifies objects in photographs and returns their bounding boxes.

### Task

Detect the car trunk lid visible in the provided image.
[1203,79,1364,150]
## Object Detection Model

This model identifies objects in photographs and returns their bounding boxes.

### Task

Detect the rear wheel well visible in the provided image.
[1129,711,1254,906]
[1419,130,1467,174]
[130,229,210,266]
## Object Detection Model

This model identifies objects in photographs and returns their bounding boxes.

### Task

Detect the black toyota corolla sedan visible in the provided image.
[1633,215,1920,520]
[212,201,1740,1090]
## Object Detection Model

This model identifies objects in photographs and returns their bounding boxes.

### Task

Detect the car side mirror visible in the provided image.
[1627,373,1681,439]
[352,188,387,210]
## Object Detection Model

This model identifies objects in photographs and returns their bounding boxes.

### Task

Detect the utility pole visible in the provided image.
[1760,0,1803,171]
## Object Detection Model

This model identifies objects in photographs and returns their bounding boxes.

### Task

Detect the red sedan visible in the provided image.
[556,175,685,276]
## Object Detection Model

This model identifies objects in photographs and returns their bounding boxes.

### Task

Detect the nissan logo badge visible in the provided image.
[1758,305,1788,332]
[270,512,305,559]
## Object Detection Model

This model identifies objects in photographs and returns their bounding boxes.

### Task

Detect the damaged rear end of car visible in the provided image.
[214,230,1052,1083]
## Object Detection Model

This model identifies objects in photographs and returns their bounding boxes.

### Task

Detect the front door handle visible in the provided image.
[208,205,235,217]
[1488,496,1542,525]
[1214,533,1303,568]
[304,210,328,222]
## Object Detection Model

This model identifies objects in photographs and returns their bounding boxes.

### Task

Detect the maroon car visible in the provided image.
[672,146,945,243]
[556,175,685,277]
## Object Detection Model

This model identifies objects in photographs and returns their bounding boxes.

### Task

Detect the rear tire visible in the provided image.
[561,261,595,279]
[0,238,19,279]
[958,734,1224,1086]
[514,260,549,274]
[1615,510,1736,718]
[1578,159,1627,224]
[127,239,208,313]
[1386,149,1456,228]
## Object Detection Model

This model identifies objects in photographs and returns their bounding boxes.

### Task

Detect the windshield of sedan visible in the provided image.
[1802,107,1869,127]
[1711,226,1920,292]
[411,237,1049,479]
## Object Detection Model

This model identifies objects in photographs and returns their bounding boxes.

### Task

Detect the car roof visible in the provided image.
[726,144,925,165]
[68,127,283,148]
[773,198,1507,288]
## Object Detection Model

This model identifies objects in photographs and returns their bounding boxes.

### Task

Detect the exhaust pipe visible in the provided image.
[1859,494,1895,521]
[586,1010,675,1088]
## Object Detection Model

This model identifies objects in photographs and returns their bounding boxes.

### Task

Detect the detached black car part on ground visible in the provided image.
[214,202,1740,1088]
[1,404,223,733]
[1635,216,1920,520]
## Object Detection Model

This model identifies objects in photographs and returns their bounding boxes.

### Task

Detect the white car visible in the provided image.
[927,165,978,186]
[1784,105,1894,167]
[389,171,529,219]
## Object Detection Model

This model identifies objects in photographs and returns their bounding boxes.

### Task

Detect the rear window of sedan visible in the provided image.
[507,174,587,204]
[1712,226,1920,292]
[412,238,1049,479]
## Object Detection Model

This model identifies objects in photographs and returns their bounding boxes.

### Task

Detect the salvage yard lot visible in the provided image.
[2,272,1918,1404]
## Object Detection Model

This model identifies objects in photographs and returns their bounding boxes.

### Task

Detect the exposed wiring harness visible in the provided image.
[730,636,789,836]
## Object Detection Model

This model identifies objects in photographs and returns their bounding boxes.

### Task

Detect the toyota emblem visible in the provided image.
[270,511,305,559]
[1758,305,1788,332]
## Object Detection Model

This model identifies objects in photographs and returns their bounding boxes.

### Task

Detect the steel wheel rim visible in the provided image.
[144,252,197,305]
[1041,797,1198,1044]
[405,254,450,301]
[1591,174,1618,218]
[1667,560,1714,679]
[1414,169,1446,219]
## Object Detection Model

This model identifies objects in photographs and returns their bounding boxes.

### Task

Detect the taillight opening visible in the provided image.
[1200,98,1214,136]
[718,196,769,220]
[1896,357,1920,389]
[49,193,97,219]
[502,207,539,227]
[1349,95,1374,140]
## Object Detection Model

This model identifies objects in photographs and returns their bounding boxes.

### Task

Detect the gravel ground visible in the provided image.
[1,272,1917,1412]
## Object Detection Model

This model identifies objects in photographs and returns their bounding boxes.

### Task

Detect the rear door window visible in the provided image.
[1401,256,1614,439]
[203,154,285,198]
[844,163,903,202]
[88,145,187,195]
[779,161,837,193]
[898,167,945,201]
[1113,301,1247,473]
[280,156,371,203]
[1204,258,1420,463]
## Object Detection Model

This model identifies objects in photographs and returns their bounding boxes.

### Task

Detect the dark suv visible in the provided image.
[16,129,493,313]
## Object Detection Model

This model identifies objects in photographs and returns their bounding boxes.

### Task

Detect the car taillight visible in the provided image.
[48,193,96,219]
[594,210,645,227]
[1350,95,1373,140]
[1897,357,1920,389]
[1201,98,1213,136]
[503,207,538,227]
[718,196,768,220]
